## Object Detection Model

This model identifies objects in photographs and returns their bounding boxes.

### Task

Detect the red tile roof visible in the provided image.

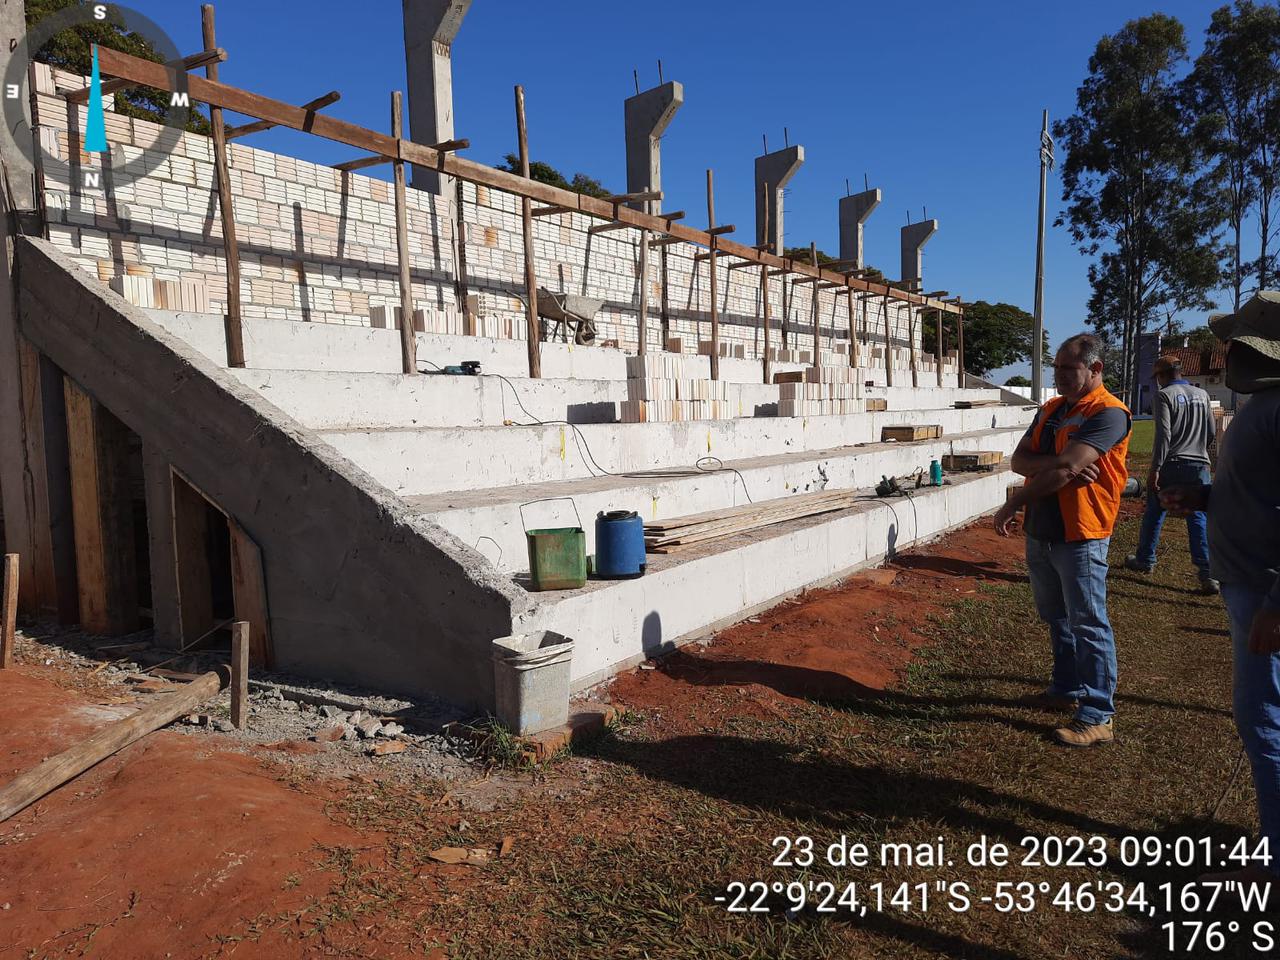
[1160,343,1227,376]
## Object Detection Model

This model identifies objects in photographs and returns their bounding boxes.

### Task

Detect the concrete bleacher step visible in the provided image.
[317,405,1034,496]
[406,425,1025,573]
[509,467,1017,692]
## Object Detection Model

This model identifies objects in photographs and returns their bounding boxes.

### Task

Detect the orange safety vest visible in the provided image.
[1029,384,1131,541]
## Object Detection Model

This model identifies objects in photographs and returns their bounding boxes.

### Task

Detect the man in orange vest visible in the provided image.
[993,333,1132,747]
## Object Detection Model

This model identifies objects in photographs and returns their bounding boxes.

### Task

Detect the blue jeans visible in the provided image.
[1134,459,1210,572]
[1026,536,1118,724]
[1222,584,1280,876]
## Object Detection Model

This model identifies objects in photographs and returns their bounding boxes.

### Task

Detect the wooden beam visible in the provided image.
[810,242,821,370]
[605,190,662,204]
[91,45,963,316]
[588,221,632,235]
[229,521,272,669]
[727,259,761,271]
[391,91,417,375]
[515,86,541,378]
[1,554,16,669]
[200,6,244,368]
[64,47,226,103]
[226,90,340,139]
[531,204,572,217]
[957,309,966,389]
[333,154,390,173]
[648,236,683,248]
[230,621,249,729]
[659,210,686,222]
[0,669,228,823]
[846,288,858,369]
[707,224,735,236]
[63,379,138,636]
[760,181,771,386]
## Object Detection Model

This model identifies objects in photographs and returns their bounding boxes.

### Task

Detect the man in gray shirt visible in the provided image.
[1124,355,1217,593]
[1161,292,1280,889]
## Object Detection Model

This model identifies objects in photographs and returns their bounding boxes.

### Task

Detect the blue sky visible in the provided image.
[119,0,1232,381]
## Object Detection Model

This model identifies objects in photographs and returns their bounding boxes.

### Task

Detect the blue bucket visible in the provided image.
[594,510,646,578]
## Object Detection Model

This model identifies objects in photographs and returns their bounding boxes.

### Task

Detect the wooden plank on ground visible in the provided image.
[229,521,273,669]
[953,399,1002,409]
[881,424,942,443]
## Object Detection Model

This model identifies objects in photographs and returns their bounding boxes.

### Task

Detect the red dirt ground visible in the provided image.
[610,521,1037,731]
[0,669,365,960]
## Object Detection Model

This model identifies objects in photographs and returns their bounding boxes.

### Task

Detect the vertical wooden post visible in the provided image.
[706,168,719,381]
[957,307,966,389]
[201,5,244,368]
[846,291,858,369]
[515,86,541,378]
[391,91,418,375]
[637,227,649,354]
[810,243,821,371]
[63,380,138,636]
[660,244,671,348]
[882,296,894,388]
[1,554,17,669]
[935,309,945,387]
[230,620,249,729]
[908,306,919,388]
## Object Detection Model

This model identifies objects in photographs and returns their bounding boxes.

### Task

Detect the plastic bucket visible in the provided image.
[594,509,646,578]
[521,499,587,590]
[491,630,574,734]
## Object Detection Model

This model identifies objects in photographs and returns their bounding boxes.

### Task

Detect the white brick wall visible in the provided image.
[32,63,951,372]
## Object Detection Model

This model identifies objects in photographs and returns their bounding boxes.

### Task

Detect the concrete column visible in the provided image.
[838,188,881,269]
[754,146,804,254]
[401,0,470,194]
[900,219,938,287]
[624,81,683,214]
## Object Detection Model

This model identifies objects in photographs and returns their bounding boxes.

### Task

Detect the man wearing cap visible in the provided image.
[1162,293,1280,889]
[1123,355,1218,594]
[994,333,1132,748]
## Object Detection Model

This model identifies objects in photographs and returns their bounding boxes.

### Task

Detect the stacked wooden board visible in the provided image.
[644,488,864,553]
[882,424,943,442]
[620,353,733,423]
[109,274,209,313]
[942,450,1003,472]
[954,399,1002,409]
[775,366,864,417]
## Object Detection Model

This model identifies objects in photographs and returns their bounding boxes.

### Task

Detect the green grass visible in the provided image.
[1128,418,1154,457]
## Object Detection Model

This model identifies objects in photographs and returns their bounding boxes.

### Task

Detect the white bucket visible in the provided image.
[491,630,574,734]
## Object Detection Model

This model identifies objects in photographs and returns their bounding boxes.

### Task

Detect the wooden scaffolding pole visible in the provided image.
[957,307,966,388]
[1,554,16,669]
[810,243,821,371]
[200,5,244,368]
[846,292,858,369]
[882,296,894,387]
[515,86,541,378]
[637,224,650,354]
[706,169,720,381]
[935,309,944,387]
[391,91,418,375]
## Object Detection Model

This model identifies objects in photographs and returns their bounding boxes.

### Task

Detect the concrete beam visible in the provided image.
[402,0,470,194]
[754,145,804,254]
[838,188,881,269]
[624,81,683,214]
[900,219,938,287]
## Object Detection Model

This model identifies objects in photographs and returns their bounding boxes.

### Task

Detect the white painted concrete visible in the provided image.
[319,405,1035,496]
[413,425,1026,572]
[511,468,1016,690]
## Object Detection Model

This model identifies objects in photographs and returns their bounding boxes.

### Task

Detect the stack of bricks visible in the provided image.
[620,354,732,423]
[109,274,209,313]
[369,305,463,335]
[777,366,865,418]
[767,347,812,364]
[698,340,746,360]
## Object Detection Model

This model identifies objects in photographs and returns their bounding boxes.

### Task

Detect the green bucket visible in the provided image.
[521,499,587,591]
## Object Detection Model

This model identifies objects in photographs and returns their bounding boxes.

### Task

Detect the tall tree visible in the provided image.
[1055,14,1223,408]
[1185,1,1280,309]
[921,300,1048,378]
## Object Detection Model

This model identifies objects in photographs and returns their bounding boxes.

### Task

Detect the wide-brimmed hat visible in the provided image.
[1209,291,1280,361]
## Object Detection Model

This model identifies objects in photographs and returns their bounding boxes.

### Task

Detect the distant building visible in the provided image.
[1155,341,1237,411]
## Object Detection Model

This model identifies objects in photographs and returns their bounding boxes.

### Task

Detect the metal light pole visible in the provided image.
[1032,110,1053,404]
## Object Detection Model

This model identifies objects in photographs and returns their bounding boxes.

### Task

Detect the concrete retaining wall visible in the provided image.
[17,237,524,709]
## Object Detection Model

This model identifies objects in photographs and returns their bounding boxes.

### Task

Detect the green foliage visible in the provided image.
[498,154,612,198]
[1185,2,1280,303]
[782,245,838,265]
[26,0,209,134]
[921,300,1049,377]
[1004,375,1032,387]
[1184,324,1220,350]
[1056,13,1223,406]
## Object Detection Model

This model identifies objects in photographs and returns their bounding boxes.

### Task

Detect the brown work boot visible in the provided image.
[1053,717,1114,747]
